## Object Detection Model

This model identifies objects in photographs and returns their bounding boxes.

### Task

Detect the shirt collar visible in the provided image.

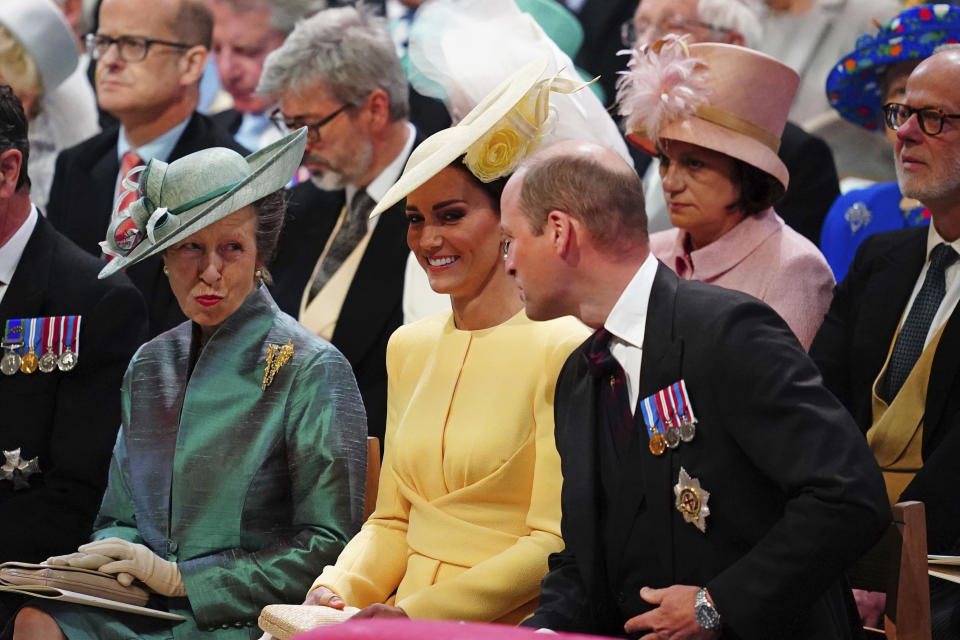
[0,204,38,287]
[926,221,960,260]
[117,115,192,164]
[675,208,780,280]
[346,121,416,206]
[604,251,658,350]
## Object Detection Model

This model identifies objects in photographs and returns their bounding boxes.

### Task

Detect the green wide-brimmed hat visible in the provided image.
[98,128,306,279]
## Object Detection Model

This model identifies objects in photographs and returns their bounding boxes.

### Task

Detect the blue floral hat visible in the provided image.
[826,4,960,131]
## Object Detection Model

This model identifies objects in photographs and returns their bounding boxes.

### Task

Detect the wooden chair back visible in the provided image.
[846,501,930,640]
[364,437,381,521]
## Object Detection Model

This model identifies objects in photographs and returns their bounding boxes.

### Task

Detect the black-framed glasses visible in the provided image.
[882,102,960,136]
[85,33,192,63]
[620,16,732,47]
[269,104,350,142]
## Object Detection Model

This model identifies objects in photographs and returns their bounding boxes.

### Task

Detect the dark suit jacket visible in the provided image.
[45,111,247,337]
[526,264,889,640]
[571,0,637,107]
[810,226,960,554]
[0,215,147,563]
[269,181,410,445]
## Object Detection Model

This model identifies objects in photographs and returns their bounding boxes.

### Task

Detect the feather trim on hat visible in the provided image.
[616,35,710,143]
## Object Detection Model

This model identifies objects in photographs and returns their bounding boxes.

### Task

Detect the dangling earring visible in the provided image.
[163,265,169,276]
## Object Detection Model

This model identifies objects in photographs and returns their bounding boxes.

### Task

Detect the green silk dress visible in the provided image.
[38,286,367,639]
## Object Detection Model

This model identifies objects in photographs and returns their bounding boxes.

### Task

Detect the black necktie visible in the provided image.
[586,328,634,452]
[883,242,958,401]
[307,190,376,304]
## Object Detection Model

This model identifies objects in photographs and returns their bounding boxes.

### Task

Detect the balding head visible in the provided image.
[893,47,960,223]
[507,140,648,250]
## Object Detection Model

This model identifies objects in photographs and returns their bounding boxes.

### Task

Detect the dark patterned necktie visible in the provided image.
[307,190,376,305]
[883,242,958,401]
[586,328,634,452]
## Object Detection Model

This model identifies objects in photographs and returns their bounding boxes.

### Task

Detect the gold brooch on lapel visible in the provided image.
[262,340,294,391]
[1,448,40,490]
[674,467,710,533]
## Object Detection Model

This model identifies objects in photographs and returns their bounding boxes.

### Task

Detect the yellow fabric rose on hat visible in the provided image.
[465,121,533,182]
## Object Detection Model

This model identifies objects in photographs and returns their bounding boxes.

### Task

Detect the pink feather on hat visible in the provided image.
[616,35,710,148]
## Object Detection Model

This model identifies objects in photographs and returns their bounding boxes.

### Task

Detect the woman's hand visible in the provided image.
[303,586,345,610]
[78,538,185,596]
[45,551,115,570]
[350,604,408,619]
[853,589,886,628]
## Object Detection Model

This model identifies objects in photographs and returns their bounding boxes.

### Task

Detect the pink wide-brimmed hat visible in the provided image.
[617,39,799,189]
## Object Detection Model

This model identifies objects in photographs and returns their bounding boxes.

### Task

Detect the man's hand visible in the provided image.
[624,585,720,640]
[302,585,345,610]
[853,589,886,628]
[350,604,408,619]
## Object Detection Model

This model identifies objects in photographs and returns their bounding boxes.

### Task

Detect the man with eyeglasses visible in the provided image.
[811,47,960,640]
[257,5,435,446]
[44,0,245,338]
[625,0,839,246]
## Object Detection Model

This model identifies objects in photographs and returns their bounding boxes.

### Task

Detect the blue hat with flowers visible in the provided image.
[826,3,960,131]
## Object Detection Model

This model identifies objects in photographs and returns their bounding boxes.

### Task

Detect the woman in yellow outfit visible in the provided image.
[299,3,633,622]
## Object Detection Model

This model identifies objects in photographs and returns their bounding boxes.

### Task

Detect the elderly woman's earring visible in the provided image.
[255,268,263,280]
[163,265,169,276]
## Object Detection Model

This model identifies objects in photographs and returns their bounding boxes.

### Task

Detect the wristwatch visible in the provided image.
[695,588,721,630]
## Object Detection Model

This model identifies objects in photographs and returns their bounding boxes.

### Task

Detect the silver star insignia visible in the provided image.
[674,466,710,533]
[1,448,40,490]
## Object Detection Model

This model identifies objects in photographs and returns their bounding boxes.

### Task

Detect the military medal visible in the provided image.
[261,340,294,390]
[0,447,40,490]
[58,315,80,372]
[656,389,681,449]
[674,466,710,532]
[19,318,39,374]
[1,319,23,376]
[640,396,667,456]
[678,380,697,443]
[38,317,59,373]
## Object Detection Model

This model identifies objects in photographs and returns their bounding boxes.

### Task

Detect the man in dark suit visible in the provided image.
[500,140,888,639]
[628,0,839,243]
[46,0,245,337]
[810,49,960,638]
[0,86,147,620]
[258,5,435,444]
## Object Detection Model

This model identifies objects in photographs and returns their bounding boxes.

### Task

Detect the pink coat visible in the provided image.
[649,208,834,350]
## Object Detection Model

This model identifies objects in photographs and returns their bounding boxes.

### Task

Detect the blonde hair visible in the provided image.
[0,25,43,111]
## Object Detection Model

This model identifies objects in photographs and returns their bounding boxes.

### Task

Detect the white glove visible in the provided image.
[45,551,115,570]
[78,538,186,596]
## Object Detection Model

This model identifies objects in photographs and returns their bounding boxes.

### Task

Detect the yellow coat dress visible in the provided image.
[312,309,588,623]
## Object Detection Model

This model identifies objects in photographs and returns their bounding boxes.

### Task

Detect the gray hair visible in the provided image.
[253,188,287,284]
[697,0,763,49]
[258,5,409,121]
[211,0,328,34]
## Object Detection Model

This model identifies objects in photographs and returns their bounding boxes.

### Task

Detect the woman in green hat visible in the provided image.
[13,129,368,640]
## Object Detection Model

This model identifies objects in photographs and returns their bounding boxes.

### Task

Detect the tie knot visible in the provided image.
[930,243,958,272]
[349,190,375,221]
[586,328,617,377]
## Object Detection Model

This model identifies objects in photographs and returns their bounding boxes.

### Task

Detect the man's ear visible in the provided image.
[0,149,23,199]
[361,88,391,134]
[178,45,209,87]
[547,210,574,258]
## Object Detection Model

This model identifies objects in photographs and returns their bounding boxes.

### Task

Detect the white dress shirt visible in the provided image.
[603,251,659,413]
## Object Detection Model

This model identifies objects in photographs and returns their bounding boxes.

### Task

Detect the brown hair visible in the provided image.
[730,158,785,217]
[517,153,647,248]
[170,0,214,48]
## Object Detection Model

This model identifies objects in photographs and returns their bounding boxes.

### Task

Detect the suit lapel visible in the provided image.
[609,265,683,572]
[0,217,54,321]
[331,192,409,366]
